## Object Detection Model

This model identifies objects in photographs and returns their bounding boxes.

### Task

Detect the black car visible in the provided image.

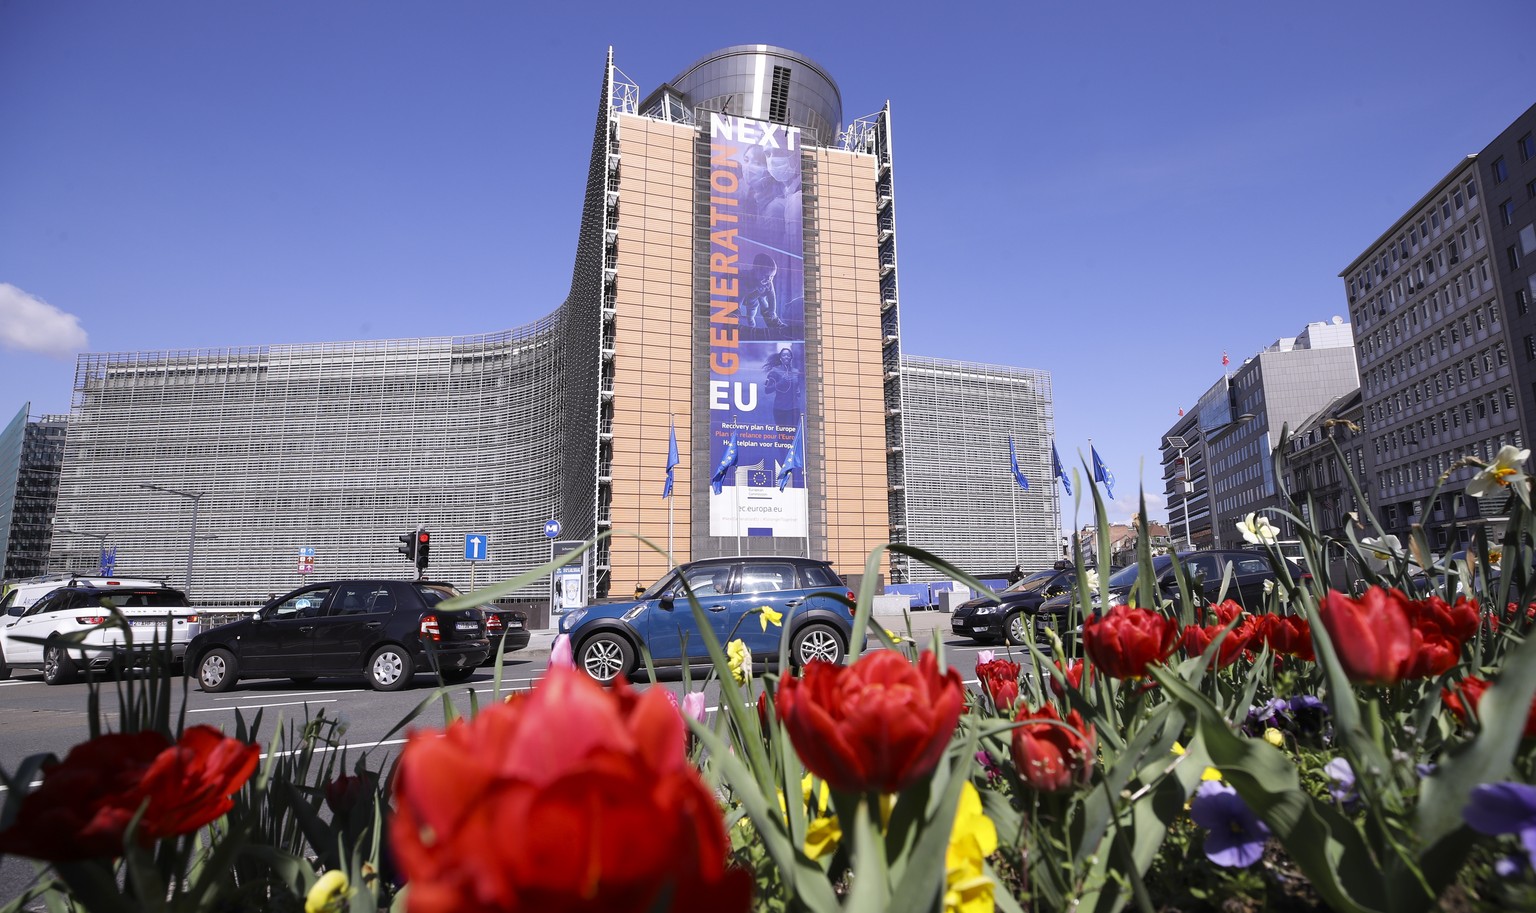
[483,606,531,664]
[558,556,854,682]
[950,562,1075,645]
[1034,550,1309,645]
[187,579,490,693]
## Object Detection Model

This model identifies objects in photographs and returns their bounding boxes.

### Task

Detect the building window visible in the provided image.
[1511,246,1523,271]
[1502,199,1517,226]
[1467,178,1480,201]
[1522,134,1536,163]
[1494,157,1509,183]
[1520,288,1531,316]
[1528,179,1536,201]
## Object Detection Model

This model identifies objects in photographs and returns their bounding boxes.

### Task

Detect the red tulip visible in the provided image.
[1443,676,1536,738]
[1010,703,1095,792]
[776,650,963,794]
[325,774,372,816]
[1082,605,1179,679]
[1318,588,1416,685]
[0,726,258,862]
[391,666,751,913]
[1179,607,1258,668]
[1048,659,1088,699]
[1259,614,1315,662]
[976,657,1022,713]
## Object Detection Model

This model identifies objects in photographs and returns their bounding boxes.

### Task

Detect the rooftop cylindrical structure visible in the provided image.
[665,45,842,146]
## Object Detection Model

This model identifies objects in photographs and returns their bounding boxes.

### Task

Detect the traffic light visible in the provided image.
[415,528,431,574]
[398,530,416,563]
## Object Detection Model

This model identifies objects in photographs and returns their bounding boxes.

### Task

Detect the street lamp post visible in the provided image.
[137,483,205,597]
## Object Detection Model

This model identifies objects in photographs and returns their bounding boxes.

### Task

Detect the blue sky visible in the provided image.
[2,1,1532,527]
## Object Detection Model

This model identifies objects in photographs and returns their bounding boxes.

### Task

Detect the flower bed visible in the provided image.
[5,444,1536,912]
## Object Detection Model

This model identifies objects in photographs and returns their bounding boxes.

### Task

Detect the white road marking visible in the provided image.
[262,736,411,760]
[189,700,338,713]
[0,680,39,687]
[215,689,365,700]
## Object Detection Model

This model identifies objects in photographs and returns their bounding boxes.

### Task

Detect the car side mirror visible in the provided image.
[658,593,674,611]
[5,606,21,617]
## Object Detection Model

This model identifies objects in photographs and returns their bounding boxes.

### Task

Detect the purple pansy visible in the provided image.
[1464,782,1536,872]
[1325,757,1356,803]
[1189,781,1271,868]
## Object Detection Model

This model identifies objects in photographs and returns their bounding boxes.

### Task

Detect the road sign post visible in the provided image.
[543,520,561,618]
[465,534,488,593]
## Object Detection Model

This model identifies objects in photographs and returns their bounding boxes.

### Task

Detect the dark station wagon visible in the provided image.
[187,579,490,692]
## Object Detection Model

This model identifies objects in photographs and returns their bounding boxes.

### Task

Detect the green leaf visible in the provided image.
[1152,666,1392,913]
[1415,598,1536,887]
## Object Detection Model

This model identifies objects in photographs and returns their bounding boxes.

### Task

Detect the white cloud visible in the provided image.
[0,284,89,359]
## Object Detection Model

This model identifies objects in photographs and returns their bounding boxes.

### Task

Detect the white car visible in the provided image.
[0,578,201,685]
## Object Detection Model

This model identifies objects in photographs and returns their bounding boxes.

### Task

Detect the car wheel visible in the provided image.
[289,675,318,685]
[197,648,238,693]
[792,623,845,668]
[43,644,79,686]
[439,668,474,684]
[1004,611,1030,647]
[577,632,633,684]
[367,645,414,692]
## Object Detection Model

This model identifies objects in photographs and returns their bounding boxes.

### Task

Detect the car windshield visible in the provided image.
[94,589,188,608]
[415,584,462,607]
[1107,556,1173,589]
[1004,569,1060,593]
[639,572,679,600]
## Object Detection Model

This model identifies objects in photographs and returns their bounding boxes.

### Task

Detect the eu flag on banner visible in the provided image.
[662,421,679,498]
[710,429,739,495]
[776,424,804,491]
[1008,436,1029,490]
[1091,445,1116,499]
[1052,442,1072,496]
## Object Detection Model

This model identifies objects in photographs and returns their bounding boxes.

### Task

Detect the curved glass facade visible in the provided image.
[667,45,842,147]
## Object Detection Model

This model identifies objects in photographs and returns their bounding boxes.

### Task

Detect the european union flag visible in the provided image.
[1091,445,1115,499]
[710,429,739,495]
[662,421,679,498]
[1008,436,1029,490]
[776,423,804,491]
[1052,442,1072,496]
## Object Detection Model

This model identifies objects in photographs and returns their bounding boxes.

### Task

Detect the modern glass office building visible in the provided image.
[46,45,1057,603]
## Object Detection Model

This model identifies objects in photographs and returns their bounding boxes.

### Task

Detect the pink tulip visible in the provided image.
[682,691,708,724]
[550,633,574,669]
[977,650,996,664]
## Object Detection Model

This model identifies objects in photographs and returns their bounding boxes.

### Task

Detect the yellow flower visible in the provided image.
[1467,444,1530,497]
[727,639,751,685]
[804,815,842,859]
[944,782,997,913]
[1172,741,1220,780]
[305,870,351,913]
[1263,728,1285,748]
[884,628,906,643]
[758,605,783,631]
[802,774,831,813]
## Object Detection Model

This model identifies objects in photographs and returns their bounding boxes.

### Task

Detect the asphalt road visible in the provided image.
[0,634,1016,908]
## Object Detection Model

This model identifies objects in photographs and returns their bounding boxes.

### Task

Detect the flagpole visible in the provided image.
[1011,478,1019,567]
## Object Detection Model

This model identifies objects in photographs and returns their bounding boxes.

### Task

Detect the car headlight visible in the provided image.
[560,609,588,632]
[975,604,999,615]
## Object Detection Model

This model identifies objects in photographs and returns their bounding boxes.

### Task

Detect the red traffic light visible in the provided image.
[418,532,430,544]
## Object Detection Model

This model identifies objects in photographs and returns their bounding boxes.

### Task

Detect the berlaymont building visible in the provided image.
[41,45,1057,607]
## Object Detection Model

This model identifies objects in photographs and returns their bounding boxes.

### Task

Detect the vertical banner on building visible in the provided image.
[706,113,808,538]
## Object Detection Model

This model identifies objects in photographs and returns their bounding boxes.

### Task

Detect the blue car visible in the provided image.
[559,556,855,682]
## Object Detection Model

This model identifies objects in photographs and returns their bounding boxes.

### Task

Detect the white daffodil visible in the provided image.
[1361,534,1404,573]
[1467,445,1531,498]
[1236,512,1279,546]
[1085,569,1100,591]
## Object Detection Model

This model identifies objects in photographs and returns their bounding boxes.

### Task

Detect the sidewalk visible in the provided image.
[518,608,952,660]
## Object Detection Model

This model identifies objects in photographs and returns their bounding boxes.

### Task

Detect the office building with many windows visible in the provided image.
[42,45,1057,603]
[0,406,67,580]
[1340,104,1536,546]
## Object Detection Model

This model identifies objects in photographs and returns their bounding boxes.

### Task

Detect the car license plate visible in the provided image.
[455,621,479,631]
[507,620,523,629]
[129,620,167,628]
